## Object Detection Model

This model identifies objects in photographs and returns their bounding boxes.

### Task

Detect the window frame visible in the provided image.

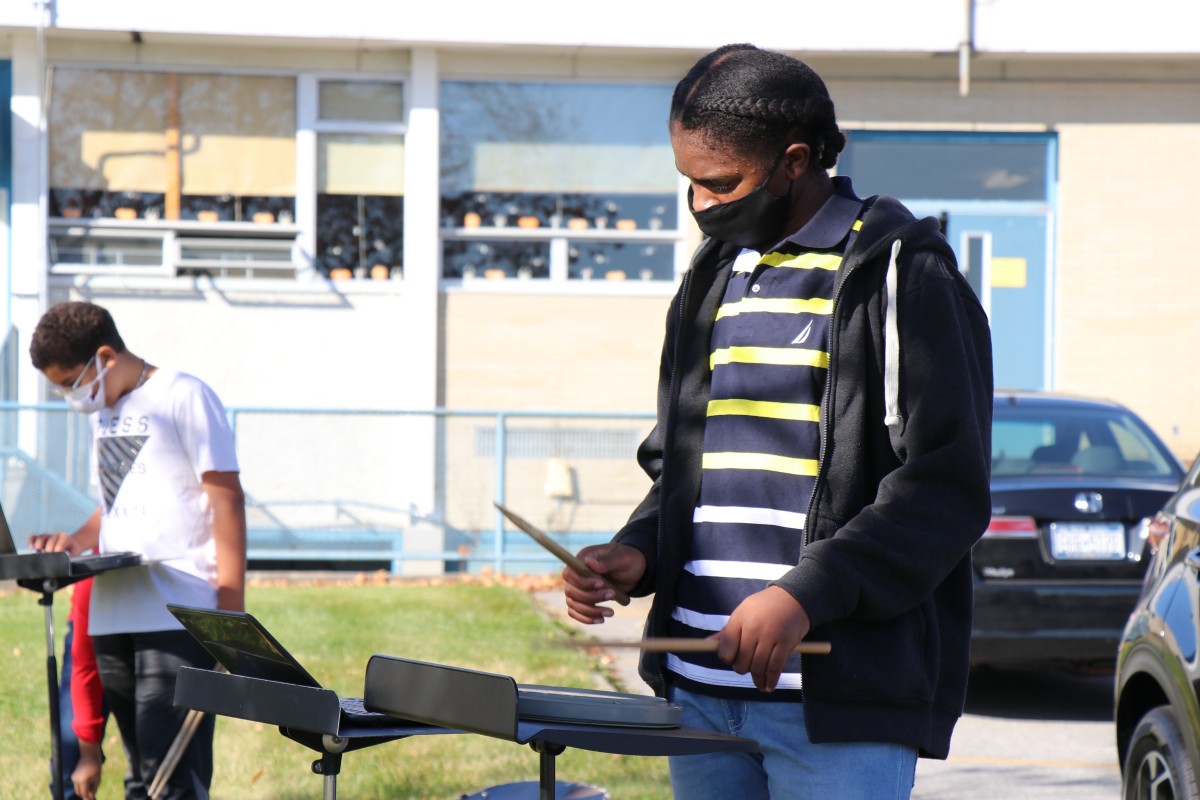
[296,71,409,281]
[436,75,689,291]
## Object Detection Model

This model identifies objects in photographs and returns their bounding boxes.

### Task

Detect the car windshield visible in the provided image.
[992,402,1178,479]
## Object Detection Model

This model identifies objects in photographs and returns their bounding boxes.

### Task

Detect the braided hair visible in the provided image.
[670,43,846,170]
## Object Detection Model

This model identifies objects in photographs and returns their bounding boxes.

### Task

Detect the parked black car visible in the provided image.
[1115,459,1200,799]
[972,392,1185,672]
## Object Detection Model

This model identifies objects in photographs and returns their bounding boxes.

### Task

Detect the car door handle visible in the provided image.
[1185,548,1200,571]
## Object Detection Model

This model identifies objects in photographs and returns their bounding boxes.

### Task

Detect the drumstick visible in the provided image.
[494,502,631,606]
[555,637,832,655]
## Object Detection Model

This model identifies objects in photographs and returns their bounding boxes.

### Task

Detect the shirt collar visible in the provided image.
[783,176,864,250]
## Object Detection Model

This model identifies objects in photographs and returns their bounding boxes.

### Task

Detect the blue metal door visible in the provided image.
[910,204,1050,391]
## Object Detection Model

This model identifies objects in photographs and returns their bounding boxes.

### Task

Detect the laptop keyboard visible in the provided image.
[339,696,400,726]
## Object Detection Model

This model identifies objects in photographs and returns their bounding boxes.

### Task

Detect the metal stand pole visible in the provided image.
[39,579,64,800]
[313,735,347,800]
[532,741,565,800]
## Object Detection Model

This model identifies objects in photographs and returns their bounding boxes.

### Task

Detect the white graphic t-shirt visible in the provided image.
[88,368,239,636]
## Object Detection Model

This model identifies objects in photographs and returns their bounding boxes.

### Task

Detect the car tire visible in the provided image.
[1123,705,1200,800]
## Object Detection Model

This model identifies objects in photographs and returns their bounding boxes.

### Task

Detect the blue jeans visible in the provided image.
[666,684,917,800]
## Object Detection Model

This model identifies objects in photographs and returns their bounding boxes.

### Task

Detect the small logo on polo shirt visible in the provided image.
[791,320,814,345]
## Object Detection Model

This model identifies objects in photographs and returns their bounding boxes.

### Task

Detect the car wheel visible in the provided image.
[1124,705,1200,800]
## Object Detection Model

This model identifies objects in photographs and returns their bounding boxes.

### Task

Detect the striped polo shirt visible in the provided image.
[667,177,865,699]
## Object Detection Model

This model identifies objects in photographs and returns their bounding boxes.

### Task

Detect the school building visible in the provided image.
[1,0,1198,566]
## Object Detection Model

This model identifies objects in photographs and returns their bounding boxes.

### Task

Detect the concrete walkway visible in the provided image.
[531,588,654,696]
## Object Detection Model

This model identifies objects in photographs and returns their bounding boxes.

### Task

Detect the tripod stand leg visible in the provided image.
[40,584,64,800]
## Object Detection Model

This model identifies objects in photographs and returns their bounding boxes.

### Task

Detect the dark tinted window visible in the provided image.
[992,402,1179,478]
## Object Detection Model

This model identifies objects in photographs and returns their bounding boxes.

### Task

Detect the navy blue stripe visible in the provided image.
[725,268,836,298]
[692,522,805,563]
[695,475,815,514]
[675,572,779,615]
[710,315,832,350]
[708,365,828,404]
[702,417,820,457]
[711,362,827,402]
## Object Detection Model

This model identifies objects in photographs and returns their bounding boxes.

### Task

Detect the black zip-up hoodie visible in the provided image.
[613,195,994,759]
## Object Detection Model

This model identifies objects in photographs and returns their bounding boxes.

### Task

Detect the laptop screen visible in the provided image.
[167,604,323,689]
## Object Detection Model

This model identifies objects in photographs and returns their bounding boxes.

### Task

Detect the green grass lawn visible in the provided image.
[0,578,671,799]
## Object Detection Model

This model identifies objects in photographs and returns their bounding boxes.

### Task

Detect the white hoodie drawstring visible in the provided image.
[883,239,903,430]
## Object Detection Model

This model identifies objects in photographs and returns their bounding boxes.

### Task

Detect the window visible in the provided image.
[839,133,1051,202]
[49,69,296,222]
[47,67,299,277]
[313,80,406,280]
[440,81,679,283]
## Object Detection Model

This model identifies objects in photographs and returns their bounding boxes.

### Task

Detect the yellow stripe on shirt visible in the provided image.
[757,252,843,271]
[710,346,830,370]
[715,296,834,321]
[707,399,821,421]
[703,451,820,476]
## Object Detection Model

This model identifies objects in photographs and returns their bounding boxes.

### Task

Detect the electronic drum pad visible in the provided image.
[516,685,682,728]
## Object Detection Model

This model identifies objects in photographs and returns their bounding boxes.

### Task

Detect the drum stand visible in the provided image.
[2,552,141,800]
[363,655,760,800]
[174,667,454,800]
[7,568,88,800]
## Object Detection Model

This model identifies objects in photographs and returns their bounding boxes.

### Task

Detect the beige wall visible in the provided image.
[440,291,671,412]
[440,290,671,534]
[1054,116,1200,464]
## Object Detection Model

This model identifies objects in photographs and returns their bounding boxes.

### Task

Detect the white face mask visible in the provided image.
[63,356,110,414]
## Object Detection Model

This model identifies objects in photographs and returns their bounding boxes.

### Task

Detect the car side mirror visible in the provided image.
[1177,488,1200,525]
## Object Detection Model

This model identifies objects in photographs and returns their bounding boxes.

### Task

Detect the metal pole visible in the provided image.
[532,741,565,800]
[959,0,974,98]
[493,412,507,573]
[40,580,63,800]
[313,742,344,800]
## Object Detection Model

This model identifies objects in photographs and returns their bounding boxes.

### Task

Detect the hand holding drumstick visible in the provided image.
[494,503,642,621]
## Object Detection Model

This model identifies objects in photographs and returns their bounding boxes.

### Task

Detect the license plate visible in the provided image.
[1048,521,1126,561]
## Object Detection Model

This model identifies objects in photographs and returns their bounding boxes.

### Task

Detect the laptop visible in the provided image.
[169,604,682,730]
[167,603,405,727]
[0,500,141,583]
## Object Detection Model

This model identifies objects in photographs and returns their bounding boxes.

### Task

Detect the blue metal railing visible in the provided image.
[2,401,655,574]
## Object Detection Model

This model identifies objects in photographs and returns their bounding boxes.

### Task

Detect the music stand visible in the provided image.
[173,667,456,799]
[363,655,760,800]
[0,551,141,800]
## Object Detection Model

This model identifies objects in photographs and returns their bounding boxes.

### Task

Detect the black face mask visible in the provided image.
[689,153,793,251]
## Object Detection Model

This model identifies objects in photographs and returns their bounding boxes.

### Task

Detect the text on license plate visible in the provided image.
[1048,522,1126,561]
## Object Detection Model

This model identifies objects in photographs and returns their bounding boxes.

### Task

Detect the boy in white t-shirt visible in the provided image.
[28,301,246,800]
